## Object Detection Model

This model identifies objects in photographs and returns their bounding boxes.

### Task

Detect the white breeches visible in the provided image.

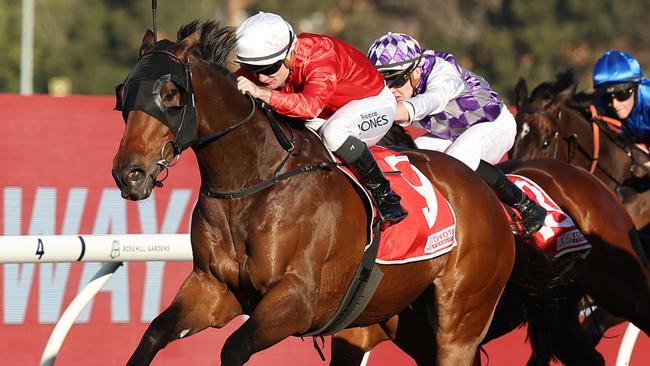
[305,86,397,151]
[414,105,517,170]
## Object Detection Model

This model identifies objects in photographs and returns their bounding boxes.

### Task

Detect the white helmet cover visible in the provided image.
[235,12,295,66]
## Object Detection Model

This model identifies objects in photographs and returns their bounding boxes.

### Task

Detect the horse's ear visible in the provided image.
[139,29,156,57]
[514,78,530,111]
[176,30,201,59]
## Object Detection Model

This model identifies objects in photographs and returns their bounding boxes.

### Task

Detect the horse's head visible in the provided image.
[112,21,237,200]
[511,70,578,161]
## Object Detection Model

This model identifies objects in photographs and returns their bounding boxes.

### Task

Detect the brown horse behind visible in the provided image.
[511,70,650,344]
[111,21,516,365]
[331,159,650,365]
[511,70,650,231]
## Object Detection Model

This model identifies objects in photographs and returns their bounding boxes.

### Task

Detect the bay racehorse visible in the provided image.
[330,158,650,365]
[111,21,516,365]
[511,70,650,229]
[511,70,650,345]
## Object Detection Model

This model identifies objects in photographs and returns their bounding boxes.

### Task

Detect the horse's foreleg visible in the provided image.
[382,300,437,365]
[331,305,438,366]
[220,274,315,366]
[581,307,625,346]
[330,324,389,366]
[126,270,241,366]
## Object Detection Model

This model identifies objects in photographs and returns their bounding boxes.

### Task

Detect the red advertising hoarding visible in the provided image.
[0,94,647,365]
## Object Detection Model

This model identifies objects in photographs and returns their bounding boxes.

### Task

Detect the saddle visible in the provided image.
[506,174,591,258]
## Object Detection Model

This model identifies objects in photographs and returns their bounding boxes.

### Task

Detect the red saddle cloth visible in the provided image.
[507,174,592,258]
[366,146,457,264]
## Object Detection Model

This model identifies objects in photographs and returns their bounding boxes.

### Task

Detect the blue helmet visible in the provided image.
[593,50,643,89]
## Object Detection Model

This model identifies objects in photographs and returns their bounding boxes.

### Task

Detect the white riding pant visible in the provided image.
[305,86,397,151]
[414,105,517,170]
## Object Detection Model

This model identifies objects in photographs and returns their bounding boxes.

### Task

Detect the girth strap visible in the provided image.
[303,222,384,341]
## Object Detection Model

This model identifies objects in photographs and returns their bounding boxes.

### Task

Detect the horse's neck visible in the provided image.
[560,106,589,133]
[561,105,632,181]
[192,67,295,194]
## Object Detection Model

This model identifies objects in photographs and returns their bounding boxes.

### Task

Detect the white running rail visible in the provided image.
[0,234,641,365]
[0,234,192,264]
[0,234,192,366]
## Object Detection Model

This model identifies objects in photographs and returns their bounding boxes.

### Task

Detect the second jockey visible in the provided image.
[367,32,547,237]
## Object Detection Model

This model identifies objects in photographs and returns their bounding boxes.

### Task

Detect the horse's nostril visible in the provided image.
[126,168,146,184]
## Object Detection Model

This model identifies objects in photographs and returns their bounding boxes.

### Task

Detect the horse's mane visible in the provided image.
[567,91,595,118]
[177,20,237,69]
[529,69,595,119]
[530,69,577,104]
[529,81,555,103]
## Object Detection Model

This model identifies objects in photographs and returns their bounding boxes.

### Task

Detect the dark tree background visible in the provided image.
[1,0,648,102]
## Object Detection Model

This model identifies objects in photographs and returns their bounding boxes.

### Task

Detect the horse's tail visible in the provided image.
[508,239,574,297]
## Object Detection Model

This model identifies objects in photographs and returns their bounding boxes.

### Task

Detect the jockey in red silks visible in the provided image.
[367,32,547,237]
[235,12,407,225]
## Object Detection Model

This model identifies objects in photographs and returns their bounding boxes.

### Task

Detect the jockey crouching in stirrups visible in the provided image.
[367,32,547,237]
[235,12,407,225]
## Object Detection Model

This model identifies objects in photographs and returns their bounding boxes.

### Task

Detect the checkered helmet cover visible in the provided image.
[367,32,423,72]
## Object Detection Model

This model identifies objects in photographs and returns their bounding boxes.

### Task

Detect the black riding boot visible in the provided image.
[476,160,547,237]
[336,136,408,224]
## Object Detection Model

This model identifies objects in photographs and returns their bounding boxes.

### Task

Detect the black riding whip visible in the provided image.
[152,0,158,43]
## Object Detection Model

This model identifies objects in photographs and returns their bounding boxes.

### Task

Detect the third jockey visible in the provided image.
[367,32,546,237]
[593,50,650,144]
[235,12,407,224]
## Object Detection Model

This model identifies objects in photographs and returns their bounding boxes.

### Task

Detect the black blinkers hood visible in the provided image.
[119,50,198,154]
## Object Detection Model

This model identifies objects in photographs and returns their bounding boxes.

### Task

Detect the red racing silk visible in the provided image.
[241,33,386,119]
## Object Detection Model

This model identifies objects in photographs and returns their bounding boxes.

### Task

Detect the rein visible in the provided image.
[520,105,633,188]
[192,93,257,150]
[203,160,338,199]
[145,51,338,197]
[195,94,338,199]
[587,104,622,173]
[589,106,650,177]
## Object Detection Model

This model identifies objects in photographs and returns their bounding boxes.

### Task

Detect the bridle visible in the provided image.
[518,106,563,160]
[123,50,337,198]
[518,105,645,190]
[116,48,259,188]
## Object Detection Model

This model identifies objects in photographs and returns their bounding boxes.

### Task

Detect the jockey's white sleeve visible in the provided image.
[405,60,465,123]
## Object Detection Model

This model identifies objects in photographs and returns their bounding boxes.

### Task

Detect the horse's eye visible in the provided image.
[162,87,183,108]
[540,135,550,150]
[164,89,177,101]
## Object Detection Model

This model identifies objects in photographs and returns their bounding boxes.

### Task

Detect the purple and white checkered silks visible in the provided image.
[412,50,504,140]
[367,32,423,71]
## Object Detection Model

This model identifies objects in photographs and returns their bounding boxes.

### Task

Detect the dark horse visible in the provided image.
[111,22,517,365]
[511,70,650,230]
[510,70,650,346]
[330,158,649,366]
